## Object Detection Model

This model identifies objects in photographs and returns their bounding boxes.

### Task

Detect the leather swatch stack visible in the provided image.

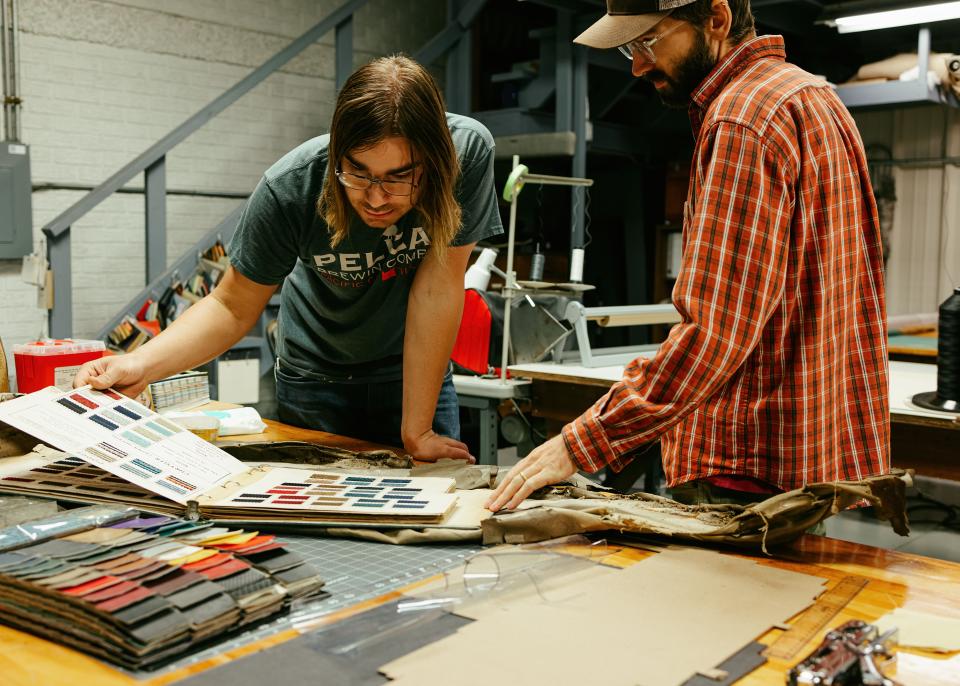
[0,515,326,669]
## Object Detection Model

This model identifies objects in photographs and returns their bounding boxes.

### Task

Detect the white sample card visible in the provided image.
[201,466,458,517]
[0,386,245,504]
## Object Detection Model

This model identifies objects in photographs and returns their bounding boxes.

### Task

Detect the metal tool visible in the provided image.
[788,619,901,686]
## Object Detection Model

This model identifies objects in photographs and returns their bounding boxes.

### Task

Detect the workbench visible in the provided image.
[1,417,959,685]
[888,330,937,363]
[510,358,960,481]
[451,374,531,465]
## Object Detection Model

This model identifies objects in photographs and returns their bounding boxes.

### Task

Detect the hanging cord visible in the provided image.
[571,186,593,249]
[583,186,593,249]
[535,182,545,248]
[509,398,546,442]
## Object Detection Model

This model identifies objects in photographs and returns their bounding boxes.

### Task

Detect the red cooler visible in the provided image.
[13,339,106,393]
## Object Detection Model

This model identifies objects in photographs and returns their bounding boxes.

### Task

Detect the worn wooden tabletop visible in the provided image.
[1,419,957,685]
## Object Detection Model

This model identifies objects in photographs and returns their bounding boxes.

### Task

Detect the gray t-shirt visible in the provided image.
[230,113,503,382]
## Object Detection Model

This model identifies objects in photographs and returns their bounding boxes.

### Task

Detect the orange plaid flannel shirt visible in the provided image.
[562,36,890,490]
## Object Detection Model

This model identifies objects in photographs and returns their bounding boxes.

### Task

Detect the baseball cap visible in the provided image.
[574,0,699,49]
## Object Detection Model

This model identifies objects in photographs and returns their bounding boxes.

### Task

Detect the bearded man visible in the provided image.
[488,0,890,511]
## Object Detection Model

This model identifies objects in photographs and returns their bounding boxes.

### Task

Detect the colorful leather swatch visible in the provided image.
[0,515,326,669]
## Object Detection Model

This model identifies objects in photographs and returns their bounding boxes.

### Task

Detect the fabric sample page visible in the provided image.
[0,386,246,504]
[199,467,457,518]
[0,450,183,514]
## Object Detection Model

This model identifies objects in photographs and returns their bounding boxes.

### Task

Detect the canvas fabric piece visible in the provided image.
[0,434,911,550]
[482,472,911,550]
[850,52,951,84]
[228,447,909,550]
[220,440,413,470]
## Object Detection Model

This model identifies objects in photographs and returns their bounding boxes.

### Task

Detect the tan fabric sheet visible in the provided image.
[381,548,827,686]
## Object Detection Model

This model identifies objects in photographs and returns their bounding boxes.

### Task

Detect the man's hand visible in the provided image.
[73,355,149,398]
[404,428,475,464]
[485,434,577,511]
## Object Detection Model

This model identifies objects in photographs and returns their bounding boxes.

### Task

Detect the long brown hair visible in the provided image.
[318,55,461,258]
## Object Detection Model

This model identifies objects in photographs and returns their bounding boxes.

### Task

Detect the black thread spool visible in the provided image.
[529,244,545,281]
[913,286,960,413]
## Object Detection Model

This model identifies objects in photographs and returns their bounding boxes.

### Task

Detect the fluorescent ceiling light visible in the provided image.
[833,1,960,32]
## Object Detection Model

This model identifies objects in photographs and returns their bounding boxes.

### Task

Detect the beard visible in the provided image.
[644,29,716,108]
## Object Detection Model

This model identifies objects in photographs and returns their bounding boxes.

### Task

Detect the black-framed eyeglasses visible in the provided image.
[617,20,683,64]
[335,168,419,197]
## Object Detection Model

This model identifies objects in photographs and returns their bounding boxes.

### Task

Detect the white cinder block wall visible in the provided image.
[1,0,445,387]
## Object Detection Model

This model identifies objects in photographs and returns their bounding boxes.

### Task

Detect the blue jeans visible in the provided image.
[275,361,461,448]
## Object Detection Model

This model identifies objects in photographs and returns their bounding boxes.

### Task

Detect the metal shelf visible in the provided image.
[835,26,959,111]
[837,76,960,110]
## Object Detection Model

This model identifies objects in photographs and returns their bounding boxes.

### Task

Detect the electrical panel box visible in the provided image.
[0,142,33,260]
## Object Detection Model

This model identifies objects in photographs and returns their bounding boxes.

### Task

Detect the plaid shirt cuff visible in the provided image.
[562,411,632,473]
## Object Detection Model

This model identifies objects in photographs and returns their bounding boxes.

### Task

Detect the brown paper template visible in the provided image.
[381,547,827,686]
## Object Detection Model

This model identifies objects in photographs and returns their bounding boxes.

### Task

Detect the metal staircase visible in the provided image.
[42,0,492,375]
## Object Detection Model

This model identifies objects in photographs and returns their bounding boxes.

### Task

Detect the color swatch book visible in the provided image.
[0,386,458,524]
[0,509,326,669]
[148,370,210,412]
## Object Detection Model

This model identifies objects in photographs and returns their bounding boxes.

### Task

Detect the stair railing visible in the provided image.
[41,0,370,338]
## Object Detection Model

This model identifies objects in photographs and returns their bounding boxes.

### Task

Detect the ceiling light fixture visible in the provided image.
[828,1,960,33]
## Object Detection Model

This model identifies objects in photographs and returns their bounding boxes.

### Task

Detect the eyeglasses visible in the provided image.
[335,168,419,196]
[618,21,683,64]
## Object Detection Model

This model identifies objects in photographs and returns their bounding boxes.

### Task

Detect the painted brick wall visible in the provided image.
[1,0,445,387]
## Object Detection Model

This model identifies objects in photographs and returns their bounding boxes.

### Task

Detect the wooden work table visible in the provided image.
[1,419,959,684]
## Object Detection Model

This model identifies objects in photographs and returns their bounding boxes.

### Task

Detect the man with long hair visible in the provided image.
[76,55,502,461]
[488,0,889,510]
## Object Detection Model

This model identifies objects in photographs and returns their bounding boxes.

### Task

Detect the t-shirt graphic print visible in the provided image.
[312,225,432,288]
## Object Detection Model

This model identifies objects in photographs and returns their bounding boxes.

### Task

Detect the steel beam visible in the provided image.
[48,230,72,338]
[335,15,353,91]
[555,10,573,132]
[415,0,488,67]
[144,155,166,284]
[444,0,473,113]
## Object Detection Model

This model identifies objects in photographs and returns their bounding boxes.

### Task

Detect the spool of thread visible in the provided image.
[948,54,960,83]
[569,248,585,283]
[529,245,545,281]
[949,55,960,98]
[913,286,960,413]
